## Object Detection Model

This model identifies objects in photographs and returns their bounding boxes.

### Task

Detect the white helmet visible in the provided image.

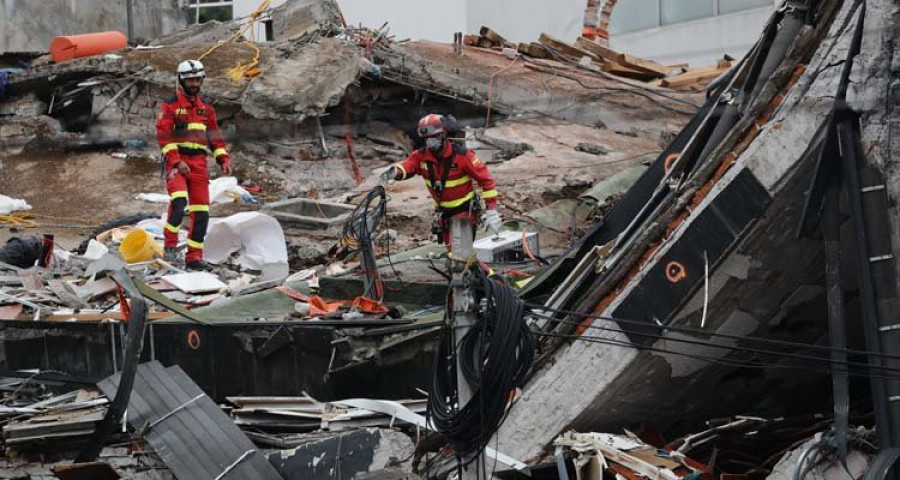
[177,59,205,80]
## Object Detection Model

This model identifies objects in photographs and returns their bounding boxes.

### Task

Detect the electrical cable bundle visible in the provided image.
[333,186,387,298]
[337,186,387,254]
[428,265,534,463]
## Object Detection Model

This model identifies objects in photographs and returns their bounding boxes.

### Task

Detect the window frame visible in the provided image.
[610,0,774,35]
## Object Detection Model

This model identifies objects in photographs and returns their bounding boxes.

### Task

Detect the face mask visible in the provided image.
[426,137,443,153]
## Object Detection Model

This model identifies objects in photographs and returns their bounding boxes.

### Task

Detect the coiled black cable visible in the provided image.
[428,265,534,464]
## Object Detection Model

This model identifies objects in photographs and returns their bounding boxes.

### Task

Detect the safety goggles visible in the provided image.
[418,125,444,138]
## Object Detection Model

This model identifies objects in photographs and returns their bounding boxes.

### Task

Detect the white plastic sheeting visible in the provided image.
[204,212,289,281]
[0,195,31,215]
[136,177,252,205]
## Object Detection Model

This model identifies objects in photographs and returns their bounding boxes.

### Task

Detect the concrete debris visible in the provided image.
[4,0,897,478]
[242,37,362,121]
[767,430,874,480]
[266,428,415,480]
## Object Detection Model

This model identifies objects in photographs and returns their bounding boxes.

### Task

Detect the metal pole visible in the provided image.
[195,0,201,24]
[449,216,484,480]
[824,181,848,462]
[125,0,134,44]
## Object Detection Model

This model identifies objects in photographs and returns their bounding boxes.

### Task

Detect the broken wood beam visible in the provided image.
[717,58,737,70]
[600,61,657,80]
[662,67,725,88]
[463,34,480,46]
[615,53,668,77]
[479,26,513,48]
[574,36,620,62]
[539,33,600,63]
[575,37,668,77]
[477,37,495,49]
[518,42,550,59]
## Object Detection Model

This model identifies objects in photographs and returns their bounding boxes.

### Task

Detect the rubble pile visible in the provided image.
[466,26,737,91]
[1,0,898,478]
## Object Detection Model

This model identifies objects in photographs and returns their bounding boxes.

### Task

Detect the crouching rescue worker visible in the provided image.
[380,114,502,248]
[156,59,231,271]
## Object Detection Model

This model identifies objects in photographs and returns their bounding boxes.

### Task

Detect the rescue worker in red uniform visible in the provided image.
[156,59,231,270]
[380,114,502,247]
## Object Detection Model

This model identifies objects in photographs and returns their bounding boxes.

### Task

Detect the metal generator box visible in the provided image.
[474,231,540,263]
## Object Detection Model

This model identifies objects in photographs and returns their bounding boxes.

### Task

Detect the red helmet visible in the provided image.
[417,114,445,138]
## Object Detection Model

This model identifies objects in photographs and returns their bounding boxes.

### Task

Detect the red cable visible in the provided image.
[344,102,364,184]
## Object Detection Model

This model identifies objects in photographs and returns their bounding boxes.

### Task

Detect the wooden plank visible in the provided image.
[717,58,736,70]
[479,26,512,47]
[518,42,549,59]
[600,61,657,80]
[477,37,495,49]
[463,34,480,46]
[615,53,668,77]
[574,37,619,61]
[539,33,600,62]
[661,67,724,88]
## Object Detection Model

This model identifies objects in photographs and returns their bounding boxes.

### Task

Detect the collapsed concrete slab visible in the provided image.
[497,0,874,461]
[269,0,343,41]
[374,41,700,138]
[242,37,361,121]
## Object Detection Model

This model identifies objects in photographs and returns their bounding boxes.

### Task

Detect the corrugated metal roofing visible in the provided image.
[97,361,282,480]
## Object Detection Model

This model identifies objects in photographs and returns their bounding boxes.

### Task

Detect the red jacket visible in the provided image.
[156,90,230,168]
[396,142,498,211]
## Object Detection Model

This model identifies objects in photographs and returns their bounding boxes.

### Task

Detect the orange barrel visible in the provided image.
[50,31,127,63]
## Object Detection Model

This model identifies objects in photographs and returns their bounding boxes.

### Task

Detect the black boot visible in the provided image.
[185,259,214,272]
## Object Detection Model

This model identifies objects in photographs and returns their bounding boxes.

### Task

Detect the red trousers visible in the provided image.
[164,154,210,263]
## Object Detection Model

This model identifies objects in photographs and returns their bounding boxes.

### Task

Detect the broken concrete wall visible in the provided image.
[0,0,189,53]
[853,0,900,325]
[497,0,861,461]
[270,0,343,40]
[0,93,76,155]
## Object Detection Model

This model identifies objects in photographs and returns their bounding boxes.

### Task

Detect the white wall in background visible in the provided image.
[610,6,771,67]
[232,0,288,40]
[465,0,584,43]
[337,0,466,43]
[335,0,581,44]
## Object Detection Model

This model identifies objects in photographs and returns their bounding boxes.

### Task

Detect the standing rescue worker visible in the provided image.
[380,114,502,246]
[156,59,231,271]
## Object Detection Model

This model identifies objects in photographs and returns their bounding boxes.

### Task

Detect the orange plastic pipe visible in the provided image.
[50,31,127,63]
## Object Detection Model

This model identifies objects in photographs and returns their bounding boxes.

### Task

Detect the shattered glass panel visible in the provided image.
[660,0,714,25]
[609,0,659,35]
